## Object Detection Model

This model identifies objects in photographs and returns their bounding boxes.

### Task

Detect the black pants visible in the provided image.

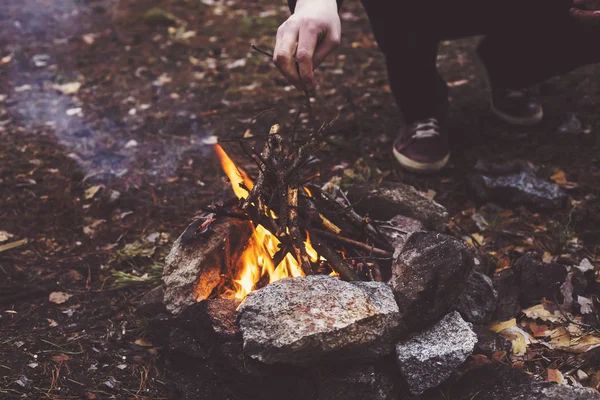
[361,0,600,123]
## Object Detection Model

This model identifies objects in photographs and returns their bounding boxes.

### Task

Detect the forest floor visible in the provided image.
[1,0,599,398]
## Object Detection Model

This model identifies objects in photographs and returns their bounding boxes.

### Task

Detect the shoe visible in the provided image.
[393,117,450,173]
[490,87,544,126]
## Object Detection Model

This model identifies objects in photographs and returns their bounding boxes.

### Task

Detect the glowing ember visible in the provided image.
[214,144,319,299]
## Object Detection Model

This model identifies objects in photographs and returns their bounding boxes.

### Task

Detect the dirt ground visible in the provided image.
[1,0,599,398]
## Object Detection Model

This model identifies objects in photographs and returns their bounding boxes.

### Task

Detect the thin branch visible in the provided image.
[311,229,392,258]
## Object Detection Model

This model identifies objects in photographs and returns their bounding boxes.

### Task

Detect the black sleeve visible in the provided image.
[287,0,343,13]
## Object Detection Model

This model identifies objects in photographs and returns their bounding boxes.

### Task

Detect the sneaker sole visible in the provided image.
[490,103,544,126]
[393,148,450,173]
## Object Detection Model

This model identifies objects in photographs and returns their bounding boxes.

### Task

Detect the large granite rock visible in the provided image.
[395,311,477,396]
[456,271,498,324]
[347,181,449,230]
[237,275,402,366]
[162,217,253,314]
[389,232,474,330]
[448,363,600,400]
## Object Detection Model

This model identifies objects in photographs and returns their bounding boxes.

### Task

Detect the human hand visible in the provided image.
[570,0,600,25]
[273,0,341,96]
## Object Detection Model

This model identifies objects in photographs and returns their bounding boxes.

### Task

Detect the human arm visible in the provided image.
[273,0,342,95]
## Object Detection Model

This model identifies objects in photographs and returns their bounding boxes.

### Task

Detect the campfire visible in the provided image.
[204,124,398,300]
[213,141,320,299]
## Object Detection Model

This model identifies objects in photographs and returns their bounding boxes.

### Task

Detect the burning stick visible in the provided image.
[310,229,392,258]
[287,185,313,275]
[242,124,280,212]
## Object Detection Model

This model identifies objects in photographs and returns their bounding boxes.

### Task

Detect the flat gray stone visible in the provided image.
[238,275,401,366]
[395,311,477,396]
[456,271,498,324]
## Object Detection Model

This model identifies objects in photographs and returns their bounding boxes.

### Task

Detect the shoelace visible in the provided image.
[412,118,440,140]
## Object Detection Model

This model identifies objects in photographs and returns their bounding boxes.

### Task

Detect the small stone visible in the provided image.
[395,311,477,396]
[513,253,568,307]
[456,272,498,324]
[238,276,401,366]
[389,232,473,331]
[468,169,567,210]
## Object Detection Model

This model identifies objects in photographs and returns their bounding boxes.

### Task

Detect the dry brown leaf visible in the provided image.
[0,231,14,242]
[551,170,568,185]
[52,354,70,363]
[542,252,553,263]
[570,335,600,353]
[547,368,566,384]
[49,292,72,304]
[529,322,550,338]
[134,338,153,347]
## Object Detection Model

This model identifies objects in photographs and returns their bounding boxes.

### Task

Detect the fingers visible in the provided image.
[296,29,318,95]
[274,22,302,91]
[570,7,600,24]
[313,32,341,70]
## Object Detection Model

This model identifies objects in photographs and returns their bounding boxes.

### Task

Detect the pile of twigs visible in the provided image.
[210,122,395,282]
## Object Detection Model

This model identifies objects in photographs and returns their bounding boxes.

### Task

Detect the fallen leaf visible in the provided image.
[550,169,579,189]
[1,54,12,65]
[52,354,70,363]
[578,296,593,314]
[490,318,516,333]
[548,327,571,348]
[529,322,550,338]
[0,231,14,242]
[84,185,102,200]
[575,258,595,273]
[522,304,565,323]
[570,335,600,353]
[47,318,58,327]
[49,292,72,304]
[52,82,81,95]
[511,333,527,356]
[547,368,566,384]
[134,338,153,347]
[542,252,553,263]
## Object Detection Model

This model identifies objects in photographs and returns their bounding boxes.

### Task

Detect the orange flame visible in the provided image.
[214,144,319,299]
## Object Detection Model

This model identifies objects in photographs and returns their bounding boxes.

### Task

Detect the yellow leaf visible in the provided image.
[512,333,527,356]
[84,185,103,200]
[549,327,571,348]
[551,170,567,185]
[522,304,565,323]
[490,318,516,333]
